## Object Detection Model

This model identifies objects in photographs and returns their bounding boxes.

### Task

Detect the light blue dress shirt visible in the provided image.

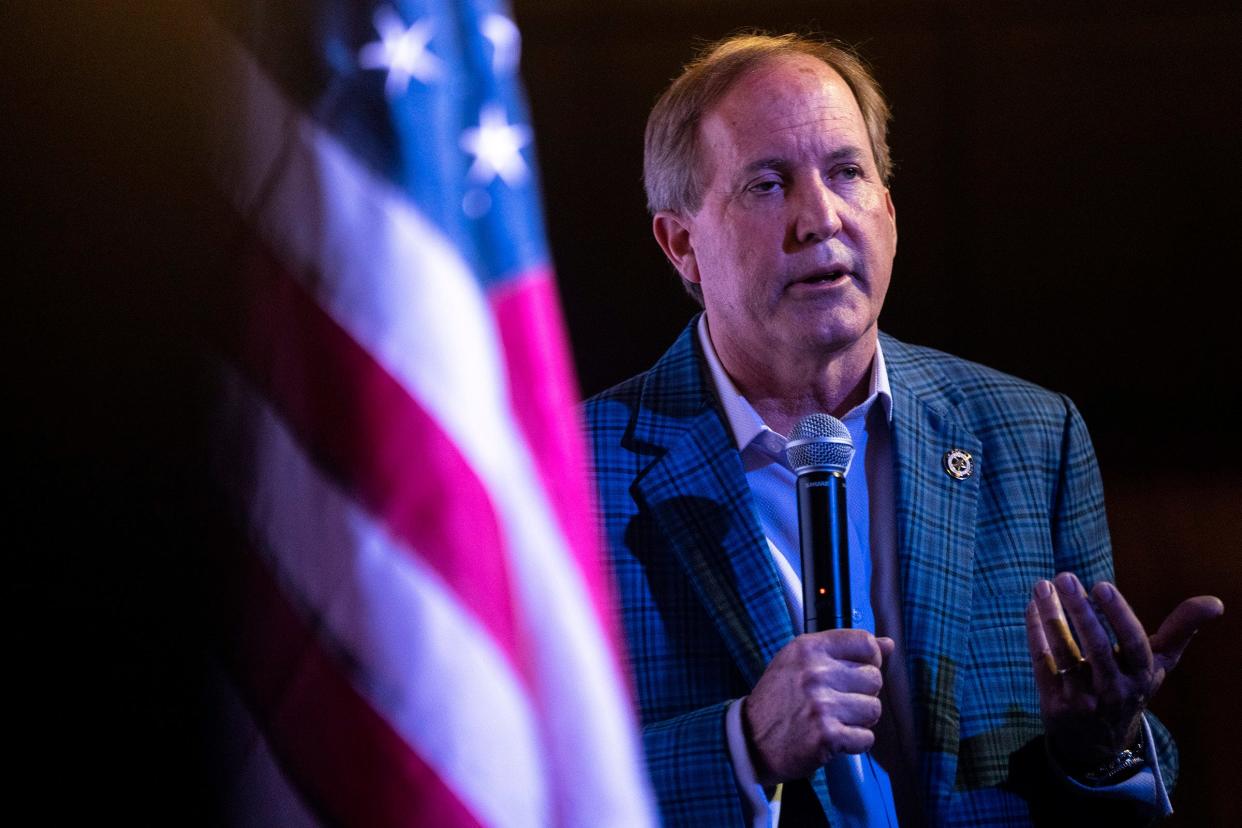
[698,318,906,827]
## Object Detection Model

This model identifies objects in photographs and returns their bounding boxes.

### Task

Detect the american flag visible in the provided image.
[200,1,654,825]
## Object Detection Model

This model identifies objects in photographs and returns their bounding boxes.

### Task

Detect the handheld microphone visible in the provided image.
[786,414,854,633]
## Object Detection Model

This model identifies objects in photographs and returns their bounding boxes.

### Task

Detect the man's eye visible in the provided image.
[748,179,783,194]
[836,165,863,180]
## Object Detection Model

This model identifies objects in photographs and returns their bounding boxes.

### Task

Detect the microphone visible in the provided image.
[786,414,855,633]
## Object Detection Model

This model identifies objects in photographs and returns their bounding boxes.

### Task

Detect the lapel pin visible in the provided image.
[943,448,974,480]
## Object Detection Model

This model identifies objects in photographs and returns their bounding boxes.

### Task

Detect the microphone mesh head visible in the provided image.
[786,413,854,473]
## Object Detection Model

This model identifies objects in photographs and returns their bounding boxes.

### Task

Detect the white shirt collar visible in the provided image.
[696,313,893,454]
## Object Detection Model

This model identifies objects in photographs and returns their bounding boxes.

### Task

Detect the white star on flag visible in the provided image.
[460,104,532,187]
[481,13,521,74]
[358,6,443,97]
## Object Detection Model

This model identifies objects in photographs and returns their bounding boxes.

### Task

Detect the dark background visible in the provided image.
[3,1,1238,823]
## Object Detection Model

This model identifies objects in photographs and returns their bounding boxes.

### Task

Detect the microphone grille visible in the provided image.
[786,413,854,473]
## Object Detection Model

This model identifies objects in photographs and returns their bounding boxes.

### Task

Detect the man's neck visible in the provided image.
[709,324,877,437]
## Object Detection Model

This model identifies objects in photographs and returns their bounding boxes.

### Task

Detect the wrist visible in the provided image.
[740,695,776,786]
[1066,730,1148,787]
[1048,714,1144,776]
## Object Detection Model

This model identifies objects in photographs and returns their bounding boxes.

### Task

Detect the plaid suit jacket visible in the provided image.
[585,318,1177,826]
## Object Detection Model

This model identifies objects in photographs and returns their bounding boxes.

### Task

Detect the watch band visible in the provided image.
[1077,733,1148,787]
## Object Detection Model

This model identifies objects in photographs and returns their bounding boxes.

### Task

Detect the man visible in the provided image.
[585,33,1223,826]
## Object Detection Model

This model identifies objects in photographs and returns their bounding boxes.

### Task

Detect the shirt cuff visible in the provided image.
[726,697,775,828]
[1052,716,1172,814]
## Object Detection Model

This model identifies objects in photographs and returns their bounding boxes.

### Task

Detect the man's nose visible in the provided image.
[792,178,844,245]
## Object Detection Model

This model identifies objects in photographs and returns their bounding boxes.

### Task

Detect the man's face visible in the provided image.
[665,54,897,369]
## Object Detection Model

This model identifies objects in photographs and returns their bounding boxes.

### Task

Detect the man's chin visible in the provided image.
[794,318,879,357]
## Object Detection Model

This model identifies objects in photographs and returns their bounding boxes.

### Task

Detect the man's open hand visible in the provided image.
[1024,571,1224,773]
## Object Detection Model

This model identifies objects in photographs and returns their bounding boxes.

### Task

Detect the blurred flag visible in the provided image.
[200,1,653,825]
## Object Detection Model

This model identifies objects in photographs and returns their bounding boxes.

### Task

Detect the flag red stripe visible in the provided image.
[229,239,527,683]
[218,531,485,828]
[488,271,626,658]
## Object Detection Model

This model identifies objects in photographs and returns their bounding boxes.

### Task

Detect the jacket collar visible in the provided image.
[697,314,894,453]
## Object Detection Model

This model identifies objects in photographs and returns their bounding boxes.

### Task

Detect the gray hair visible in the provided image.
[643,33,893,304]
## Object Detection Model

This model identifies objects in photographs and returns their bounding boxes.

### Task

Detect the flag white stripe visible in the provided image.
[212,364,550,828]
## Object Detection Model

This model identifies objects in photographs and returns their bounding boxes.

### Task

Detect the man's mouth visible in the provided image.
[794,269,852,286]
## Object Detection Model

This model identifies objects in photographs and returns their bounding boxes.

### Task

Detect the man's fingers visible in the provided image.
[1150,595,1225,671]
[1025,600,1059,693]
[807,628,884,666]
[812,693,882,756]
[1055,573,1118,678]
[816,689,883,728]
[826,661,884,695]
[1090,581,1152,674]
[825,725,877,756]
[1033,579,1082,669]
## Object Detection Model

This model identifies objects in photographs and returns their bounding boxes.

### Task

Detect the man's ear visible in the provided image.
[885,189,897,249]
[652,211,700,285]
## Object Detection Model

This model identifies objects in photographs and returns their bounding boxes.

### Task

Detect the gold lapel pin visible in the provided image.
[943,448,974,480]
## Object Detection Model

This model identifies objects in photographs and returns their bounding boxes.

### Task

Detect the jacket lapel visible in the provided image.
[629,322,794,687]
[883,335,982,817]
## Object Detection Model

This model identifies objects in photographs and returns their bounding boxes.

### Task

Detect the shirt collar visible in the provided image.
[696,314,893,455]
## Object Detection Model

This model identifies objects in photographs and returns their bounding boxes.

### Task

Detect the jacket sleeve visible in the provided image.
[1050,395,1178,790]
[639,701,749,826]
[1008,395,1178,824]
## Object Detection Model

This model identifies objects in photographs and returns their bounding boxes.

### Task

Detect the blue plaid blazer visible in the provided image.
[585,318,1177,826]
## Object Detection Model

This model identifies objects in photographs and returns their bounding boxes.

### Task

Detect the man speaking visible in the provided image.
[584,32,1223,826]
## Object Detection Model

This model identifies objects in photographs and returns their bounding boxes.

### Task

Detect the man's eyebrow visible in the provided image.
[743,157,789,174]
[741,146,866,175]
[824,146,865,163]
